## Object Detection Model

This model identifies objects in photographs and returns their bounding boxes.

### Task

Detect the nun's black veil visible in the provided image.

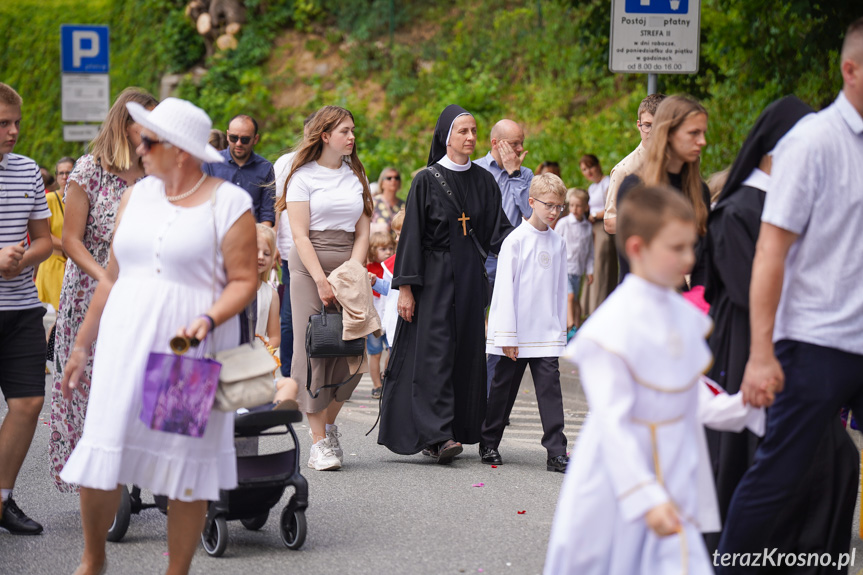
[717,96,813,204]
[427,104,471,167]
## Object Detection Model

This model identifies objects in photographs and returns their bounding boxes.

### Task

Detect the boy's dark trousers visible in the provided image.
[481,356,567,457]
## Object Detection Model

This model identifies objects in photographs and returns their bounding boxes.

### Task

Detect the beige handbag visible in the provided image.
[207,192,279,411]
[212,339,278,411]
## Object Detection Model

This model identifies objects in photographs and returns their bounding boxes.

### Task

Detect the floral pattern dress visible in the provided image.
[49,154,129,492]
[372,195,405,232]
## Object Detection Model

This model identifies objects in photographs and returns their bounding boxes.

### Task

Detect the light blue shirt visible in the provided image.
[762,92,863,353]
[474,152,533,225]
[474,152,533,282]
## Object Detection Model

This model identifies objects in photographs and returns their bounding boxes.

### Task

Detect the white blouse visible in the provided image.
[285,161,364,232]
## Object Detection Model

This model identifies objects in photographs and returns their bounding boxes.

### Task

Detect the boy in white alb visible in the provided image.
[544,186,765,575]
[481,173,569,472]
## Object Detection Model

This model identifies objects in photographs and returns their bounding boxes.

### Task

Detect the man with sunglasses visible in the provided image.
[474,119,533,396]
[603,93,666,236]
[203,114,275,226]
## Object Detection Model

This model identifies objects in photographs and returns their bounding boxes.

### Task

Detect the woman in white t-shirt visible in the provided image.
[578,153,617,316]
[274,106,372,471]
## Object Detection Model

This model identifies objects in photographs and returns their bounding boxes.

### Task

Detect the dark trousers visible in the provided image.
[717,340,863,573]
[279,259,293,378]
[481,356,567,458]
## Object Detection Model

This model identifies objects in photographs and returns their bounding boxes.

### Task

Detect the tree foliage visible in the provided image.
[0,0,855,189]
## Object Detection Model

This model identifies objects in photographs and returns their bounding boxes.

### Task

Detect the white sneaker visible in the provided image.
[308,433,341,471]
[326,424,344,463]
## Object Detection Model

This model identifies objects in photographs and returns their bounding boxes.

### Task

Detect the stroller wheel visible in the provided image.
[107,485,132,542]
[279,506,307,550]
[240,511,269,531]
[201,515,229,557]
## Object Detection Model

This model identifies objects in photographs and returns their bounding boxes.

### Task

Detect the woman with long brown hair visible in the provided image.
[49,87,158,492]
[616,95,711,283]
[275,105,372,471]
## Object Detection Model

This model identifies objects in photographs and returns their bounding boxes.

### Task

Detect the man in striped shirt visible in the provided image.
[0,83,52,535]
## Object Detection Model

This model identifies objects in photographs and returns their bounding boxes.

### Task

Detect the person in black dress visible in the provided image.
[615,95,711,285]
[378,105,513,463]
[703,96,858,562]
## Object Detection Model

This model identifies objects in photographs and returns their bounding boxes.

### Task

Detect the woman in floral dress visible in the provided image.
[370,166,404,236]
[49,88,157,492]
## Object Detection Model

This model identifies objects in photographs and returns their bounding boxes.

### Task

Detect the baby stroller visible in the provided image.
[107,408,309,556]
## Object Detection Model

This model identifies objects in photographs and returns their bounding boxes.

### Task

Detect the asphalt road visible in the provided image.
[2,312,862,574]
[0,365,589,575]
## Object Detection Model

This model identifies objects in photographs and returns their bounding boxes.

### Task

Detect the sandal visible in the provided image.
[435,439,463,464]
[272,399,299,411]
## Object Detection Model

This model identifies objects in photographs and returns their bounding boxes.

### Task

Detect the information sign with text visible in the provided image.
[609,0,701,74]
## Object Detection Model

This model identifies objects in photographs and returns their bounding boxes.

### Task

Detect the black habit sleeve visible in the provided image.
[392,174,429,288]
[486,183,514,257]
[709,191,763,309]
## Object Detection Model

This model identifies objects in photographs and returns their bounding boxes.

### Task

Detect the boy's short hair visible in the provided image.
[616,184,694,253]
[391,208,405,233]
[566,187,589,206]
[530,173,566,202]
[0,83,23,108]
[637,93,666,121]
[368,231,395,261]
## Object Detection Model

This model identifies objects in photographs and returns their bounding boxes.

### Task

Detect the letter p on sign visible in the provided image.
[61,25,109,74]
[72,31,100,67]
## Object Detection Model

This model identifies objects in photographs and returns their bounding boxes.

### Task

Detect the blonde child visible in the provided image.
[482,173,570,472]
[554,188,594,338]
[365,231,395,399]
[255,224,298,410]
[544,186,764,574]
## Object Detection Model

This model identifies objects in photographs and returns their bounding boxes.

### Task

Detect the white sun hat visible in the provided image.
[126,97,224,163]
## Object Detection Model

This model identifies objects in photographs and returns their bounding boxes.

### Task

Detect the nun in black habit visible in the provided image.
[378,105,513,463]
[703,96,858,564]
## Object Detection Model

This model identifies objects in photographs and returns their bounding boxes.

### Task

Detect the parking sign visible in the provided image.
[609,0,701,74]
[61,25,109,74]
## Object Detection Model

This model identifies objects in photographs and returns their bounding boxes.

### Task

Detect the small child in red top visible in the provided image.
[367,231,395,398]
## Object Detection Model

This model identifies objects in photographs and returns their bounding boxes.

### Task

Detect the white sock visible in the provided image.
[1,489,11,502]
[326,424,336,433]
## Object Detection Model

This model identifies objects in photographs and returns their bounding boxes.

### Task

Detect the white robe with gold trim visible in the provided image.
[544,274,764,575]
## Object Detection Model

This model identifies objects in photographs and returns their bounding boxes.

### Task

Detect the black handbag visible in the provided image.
[305,305,365,398]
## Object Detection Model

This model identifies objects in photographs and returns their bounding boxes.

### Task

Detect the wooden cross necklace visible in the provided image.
[458,212,470,236]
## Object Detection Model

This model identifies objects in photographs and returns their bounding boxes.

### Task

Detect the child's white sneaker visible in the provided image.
[326,424,343,463]
[308,432,341,471]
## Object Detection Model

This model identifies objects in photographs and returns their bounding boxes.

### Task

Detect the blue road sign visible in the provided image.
[61,25,109,74]
[624,0,689,14]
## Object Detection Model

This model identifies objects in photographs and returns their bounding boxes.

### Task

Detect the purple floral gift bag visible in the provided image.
[140,351,222,437]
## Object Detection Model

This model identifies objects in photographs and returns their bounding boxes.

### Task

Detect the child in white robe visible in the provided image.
[544,185,764,575]
[482,173,569,471]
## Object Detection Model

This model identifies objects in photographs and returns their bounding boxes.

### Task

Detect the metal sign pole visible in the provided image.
[648,73,658,95]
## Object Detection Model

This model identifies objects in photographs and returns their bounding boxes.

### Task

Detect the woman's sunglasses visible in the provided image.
[140,134,170,152]
[384,175,400,181]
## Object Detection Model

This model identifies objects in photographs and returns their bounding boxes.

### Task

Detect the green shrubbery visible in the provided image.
[1,0,855,191]
[0,0,187,164]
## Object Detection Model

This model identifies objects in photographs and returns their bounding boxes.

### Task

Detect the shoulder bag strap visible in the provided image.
[426,166,488,262]
[52,191,64,216]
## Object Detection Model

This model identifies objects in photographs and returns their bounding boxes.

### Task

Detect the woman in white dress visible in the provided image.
[60,98,257,575]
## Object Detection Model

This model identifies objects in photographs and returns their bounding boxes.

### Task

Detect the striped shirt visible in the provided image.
[0,153,51,310]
